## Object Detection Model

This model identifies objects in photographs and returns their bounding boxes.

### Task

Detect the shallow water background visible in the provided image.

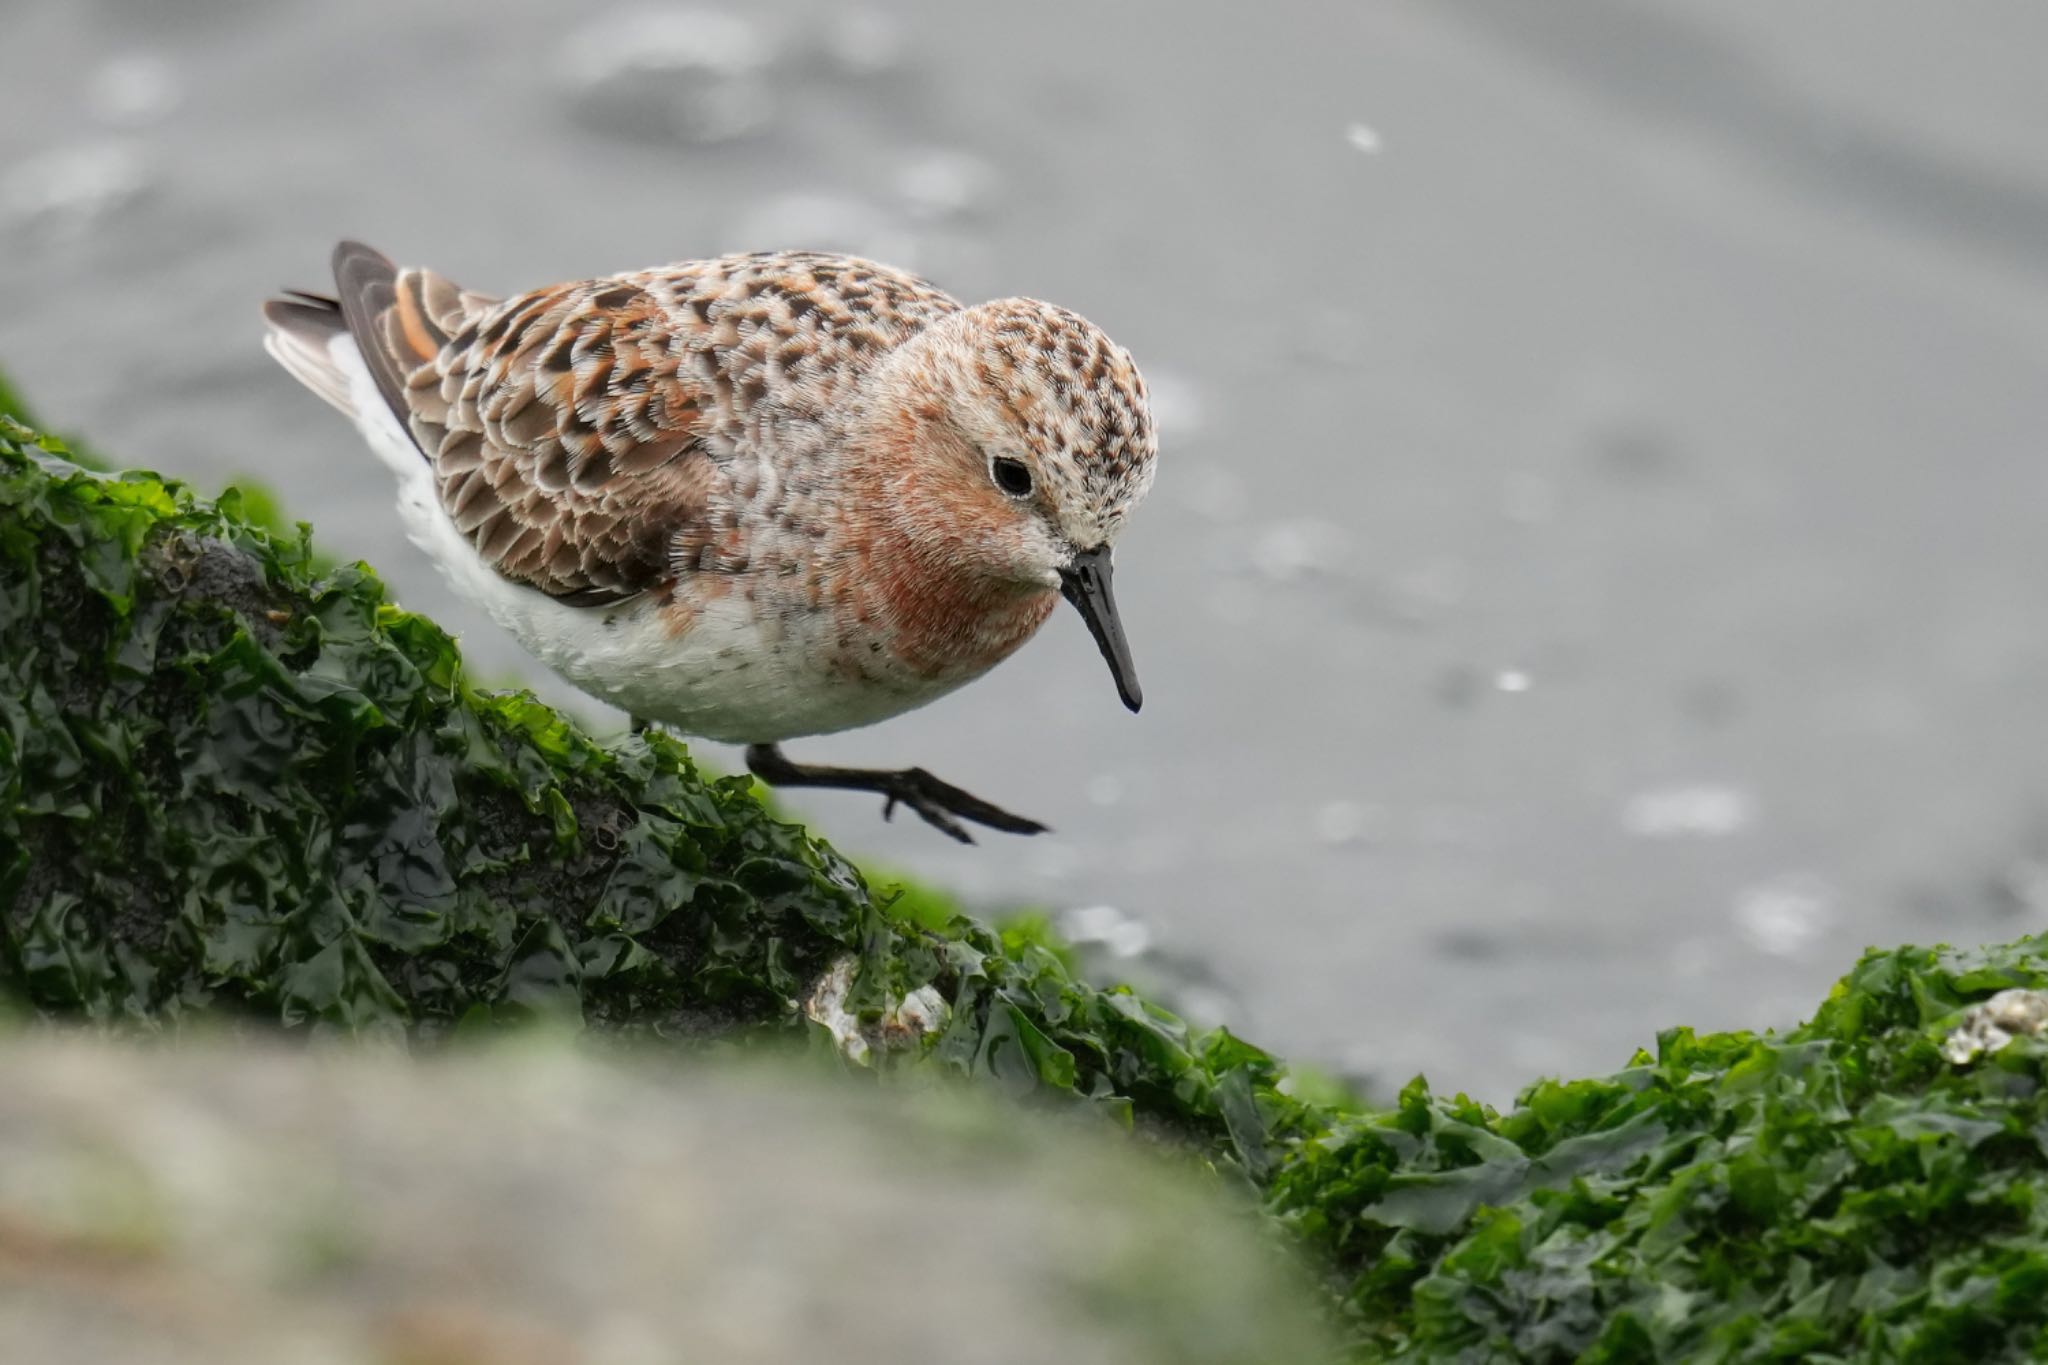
[5,0,2048,1100]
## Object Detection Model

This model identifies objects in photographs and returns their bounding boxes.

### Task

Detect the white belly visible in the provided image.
[505,590,941,743]
[332,335,949,743]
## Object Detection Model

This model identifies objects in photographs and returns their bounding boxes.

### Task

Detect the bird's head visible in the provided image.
[864,298,1157,711]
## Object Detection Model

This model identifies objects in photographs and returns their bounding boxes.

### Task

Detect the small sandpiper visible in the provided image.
[263,243,1156,841]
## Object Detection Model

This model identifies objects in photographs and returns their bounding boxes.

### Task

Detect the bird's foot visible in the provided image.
[744,744,1047,844]
[875,767,1049,843]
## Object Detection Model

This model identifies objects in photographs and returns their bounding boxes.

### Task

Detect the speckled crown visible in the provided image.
[940,297,1158,543]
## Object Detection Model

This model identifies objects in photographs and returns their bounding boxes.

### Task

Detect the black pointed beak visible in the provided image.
[1059,545,1142,713]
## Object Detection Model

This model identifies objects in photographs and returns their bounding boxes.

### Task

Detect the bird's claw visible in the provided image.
[744,744,1047,844]
[878,768,1046,844]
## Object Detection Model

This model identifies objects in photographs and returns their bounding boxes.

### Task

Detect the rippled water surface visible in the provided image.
[6,0,2048,1099]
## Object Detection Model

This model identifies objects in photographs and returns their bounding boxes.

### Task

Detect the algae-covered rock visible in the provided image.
[0,421,878,1037]
[1271,934,2048,1361]
[0,1036,1342,1364]
[0,415,1298,1213]
[12,410,2048,1360]
[0,420,1280,1162]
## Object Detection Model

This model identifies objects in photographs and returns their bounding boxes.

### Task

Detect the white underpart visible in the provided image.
[323,335,937,743]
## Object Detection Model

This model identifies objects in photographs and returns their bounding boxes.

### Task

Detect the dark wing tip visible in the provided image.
[329,240,409,427]
[261,295,345,340]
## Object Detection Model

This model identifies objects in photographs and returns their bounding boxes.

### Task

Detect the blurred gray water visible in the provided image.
[5,0,2048,1101]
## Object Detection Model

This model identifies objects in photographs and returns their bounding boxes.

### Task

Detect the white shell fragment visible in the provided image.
[1942,988,2048,1065]
[803,955,949,1064]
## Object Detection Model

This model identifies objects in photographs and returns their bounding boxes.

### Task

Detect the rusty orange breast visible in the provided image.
[853,528,1055,682]
[833,392,1059,685]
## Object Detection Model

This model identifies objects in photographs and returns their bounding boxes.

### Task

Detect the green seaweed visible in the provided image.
[1269,941,2048,1360]
[7,409,2048,1360]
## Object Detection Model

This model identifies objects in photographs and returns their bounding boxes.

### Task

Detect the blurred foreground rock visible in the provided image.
[0,1037,1339,1364]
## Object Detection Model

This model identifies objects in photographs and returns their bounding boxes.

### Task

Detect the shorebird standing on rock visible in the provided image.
[262,242,1156,842]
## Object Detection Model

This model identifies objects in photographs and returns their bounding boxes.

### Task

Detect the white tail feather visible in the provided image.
[262,326,355,416]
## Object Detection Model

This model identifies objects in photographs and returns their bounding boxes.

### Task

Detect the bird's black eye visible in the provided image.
[991,457,1035,498]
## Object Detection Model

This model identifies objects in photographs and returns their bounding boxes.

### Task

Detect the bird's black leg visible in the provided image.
[744,743,1048,844]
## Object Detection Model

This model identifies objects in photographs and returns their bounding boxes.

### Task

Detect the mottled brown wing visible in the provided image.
[334,242,710,605]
